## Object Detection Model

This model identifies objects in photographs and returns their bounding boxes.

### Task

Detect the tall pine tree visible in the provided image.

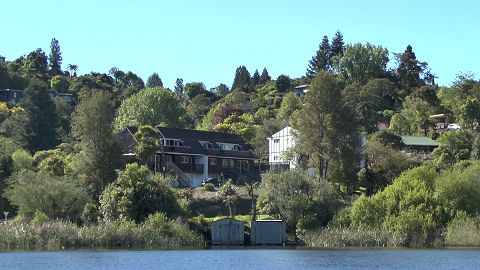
[395,45,426,95]
[259,68,271,85]
[49,38,63,75]
[330,30,345,59]
[146,72,163,88]
[231,66,251,92]
[174,78,186,105]
[251,69,260,88]
[306,36,330,78]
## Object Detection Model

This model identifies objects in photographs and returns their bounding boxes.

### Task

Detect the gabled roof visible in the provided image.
[116,126,257,159]
[401,136,441,147]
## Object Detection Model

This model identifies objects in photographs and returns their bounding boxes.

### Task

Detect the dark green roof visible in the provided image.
[401,136,441,147]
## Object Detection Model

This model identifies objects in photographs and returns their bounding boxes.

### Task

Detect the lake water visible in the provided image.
[1,248,479,270]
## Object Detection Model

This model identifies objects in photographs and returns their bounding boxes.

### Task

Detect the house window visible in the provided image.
[181,156,189,163]
[273,139,280,143]
[218,143,226,150]
[165,155,172,162]
[200,141,214,149]
[165,139,184,147]
[274,156,279,160]
[209,158,217,165]
[232,145,243,151]
[222,159,234,167]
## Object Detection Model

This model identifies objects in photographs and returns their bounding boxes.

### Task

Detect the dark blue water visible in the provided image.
[1,248,479,269]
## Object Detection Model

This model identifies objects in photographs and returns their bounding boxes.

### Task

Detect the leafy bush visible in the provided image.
[203,183,215,191]
[445,212,480,246]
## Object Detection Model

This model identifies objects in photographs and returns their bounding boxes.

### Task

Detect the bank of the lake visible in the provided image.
[0,216,204,250]
[2,248,480,270]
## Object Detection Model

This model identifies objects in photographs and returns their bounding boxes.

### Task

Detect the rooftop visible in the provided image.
[401,136,441,147]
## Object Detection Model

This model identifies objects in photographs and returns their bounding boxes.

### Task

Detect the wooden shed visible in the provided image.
[211,218,244,245]
[250,219,286,245]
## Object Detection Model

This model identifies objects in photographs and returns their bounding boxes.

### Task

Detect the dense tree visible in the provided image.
[330,30,345,59]
[395,45,426,95]
[115,87,186,130]
[213,83,229,97]
[5,170,89,222]
[232,66,251,92]
[278,92,301,120]
[332,43,389,85]
[343,78,397,133]
[306,35,330,78]
[360,131,414,194]
[186,94,212,127]
[258,170,340,239]
[184,82,207,100]
[292,72,360,193]
[72,91,118,198]
[99,163,181,222]
[400,96,437,136]
[275,74,291,92]
[133,125,160,166]
[48,38,63,75]
[50,75,69,93]
[20,79,59,152]
[146,72,163,88]
[22,49,48,80]
[259,68,271,85]
[251,69,260,88]
[432,130,473,170]
[214,113,256,144]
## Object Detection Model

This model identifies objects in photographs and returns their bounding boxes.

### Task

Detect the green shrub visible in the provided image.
[32,210,49,224]
[445,212,480,246]
[203,183,215,191]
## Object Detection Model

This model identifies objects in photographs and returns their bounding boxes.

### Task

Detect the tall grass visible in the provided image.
[444,213,480,247]
[300,227,405,248]
[0,218,204,250]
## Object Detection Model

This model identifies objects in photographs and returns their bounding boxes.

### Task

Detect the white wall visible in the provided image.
[268,126,295,169]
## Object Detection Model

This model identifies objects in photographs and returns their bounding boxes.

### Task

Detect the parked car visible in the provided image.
[447,123,461,131]
[201,178,222,187]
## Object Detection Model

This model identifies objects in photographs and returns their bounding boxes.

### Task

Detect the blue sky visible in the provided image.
[1,0,478,89]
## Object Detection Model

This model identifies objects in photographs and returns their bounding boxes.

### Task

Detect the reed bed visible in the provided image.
[0,219,204,250]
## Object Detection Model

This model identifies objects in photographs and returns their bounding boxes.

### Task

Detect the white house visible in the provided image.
[267,126,296,170]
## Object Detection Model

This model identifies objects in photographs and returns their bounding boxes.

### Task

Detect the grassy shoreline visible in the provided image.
[0,219,204,250]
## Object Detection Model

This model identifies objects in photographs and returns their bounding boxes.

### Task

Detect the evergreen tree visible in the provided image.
[395,45,426,96]
[259,68,271,85]
[306,35,330,78]
[232,66,251,92]
[251,69,260,88]
[214,83,229,97]
[330,30,345,59]
[174,78,185,105]
[146,72,163,88]
[275,74,291,92]
[23,49,48,79]
[21,79,59,152]
[48,38,63,75]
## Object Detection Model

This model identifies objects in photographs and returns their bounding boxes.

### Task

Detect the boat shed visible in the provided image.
[250,219,286,245]
[211,218,244,245]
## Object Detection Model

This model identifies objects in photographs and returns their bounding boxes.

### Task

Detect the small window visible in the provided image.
[200,141,214,149]
[218,144,226,150]
[165,155,172,162]
[181,156,189,163]
[209,158,217,165]
[232,145,243,151]
[273,139,280,143]
[274,156,279,160]
[229,159,235,167]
